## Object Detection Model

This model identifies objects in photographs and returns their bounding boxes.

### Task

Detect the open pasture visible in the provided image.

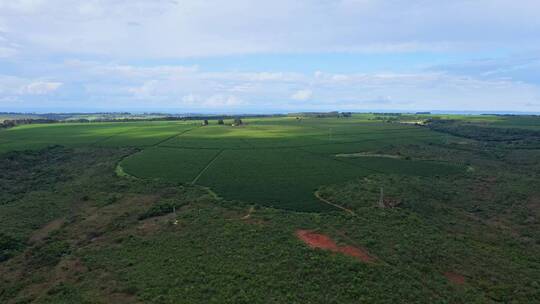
[1,116,465,211]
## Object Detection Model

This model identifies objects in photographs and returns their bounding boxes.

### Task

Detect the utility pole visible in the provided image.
[378,187,385,208]
[173,206,178,225]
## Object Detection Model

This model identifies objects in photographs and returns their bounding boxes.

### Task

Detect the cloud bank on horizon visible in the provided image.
[0,0,539,113]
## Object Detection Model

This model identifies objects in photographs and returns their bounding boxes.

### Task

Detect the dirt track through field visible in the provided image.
[314,191,356,215]
[154,126,200,147]
[191,149,224,185]
[92,128,136,146]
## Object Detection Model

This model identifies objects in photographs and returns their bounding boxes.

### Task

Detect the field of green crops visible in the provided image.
[0,115,465,212]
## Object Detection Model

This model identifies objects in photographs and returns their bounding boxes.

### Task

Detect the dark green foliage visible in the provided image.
[41,282,90,304]
[0,146,138,240]
[0,233,24,262]
[0,145,69,205]
[0,118,57,129]
[427,119,540,142]
[138,199,189,220]
[28,240,71,268]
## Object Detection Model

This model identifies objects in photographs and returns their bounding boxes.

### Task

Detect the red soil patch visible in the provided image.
[296,230,375,263]
[444,271,465,285]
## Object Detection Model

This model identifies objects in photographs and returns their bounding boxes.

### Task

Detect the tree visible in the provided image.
[217,119,224,125]
[233,118,243,126]
[202,120,209,126]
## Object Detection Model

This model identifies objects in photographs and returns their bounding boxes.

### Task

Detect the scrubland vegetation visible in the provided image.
[1,114,539,303]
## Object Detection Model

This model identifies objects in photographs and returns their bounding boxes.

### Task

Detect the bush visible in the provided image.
[138,200,188,220]
[29,240,71,267]
[0,233,24,262]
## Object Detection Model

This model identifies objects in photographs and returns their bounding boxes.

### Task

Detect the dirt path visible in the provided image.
[335,152,402,159]
[314,190,356,215]
[153,126,200,147]
[242,206,255,219]
[115,161,139,179]
[191,149,224,185]
[115,126,201,180]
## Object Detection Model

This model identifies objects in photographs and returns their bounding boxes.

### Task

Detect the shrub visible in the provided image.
[0,233,24,262]
[29,240,71,267]
[138,200,188,220]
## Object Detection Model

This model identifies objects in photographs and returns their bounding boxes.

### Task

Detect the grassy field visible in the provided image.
[1,114,540,303]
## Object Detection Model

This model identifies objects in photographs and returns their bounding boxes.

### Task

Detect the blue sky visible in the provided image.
[1,0,540,113]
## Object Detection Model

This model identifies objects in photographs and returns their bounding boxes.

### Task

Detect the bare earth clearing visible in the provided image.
[296,230,376,263]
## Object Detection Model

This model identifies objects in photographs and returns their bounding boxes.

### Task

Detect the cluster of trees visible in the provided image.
[0,119,57,129]
[177,114,280,122]
[201,118,242,126]
[426,119,540,142]
[290,112,353,118]
[373,112,403,116]
[294,111,340,118]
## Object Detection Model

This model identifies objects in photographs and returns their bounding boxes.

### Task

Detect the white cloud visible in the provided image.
[0,30,19,58]
[3,59,540,112]
[291,89,312,101]
[0,46,17,58]
[1,1,540,112]
[0,76,62,98]
[127,80,160,99]
[204,95,244,107]
[100,65,199,79]
[1,1,539,58]
[0,0,46,13]
[21,81,62,95]
[181,94,198,104]
[181,94,244,108]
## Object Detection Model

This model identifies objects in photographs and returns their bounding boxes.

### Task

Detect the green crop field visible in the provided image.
[2,116,463,212]
[1,114,540,303]
[0,116,466,212]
